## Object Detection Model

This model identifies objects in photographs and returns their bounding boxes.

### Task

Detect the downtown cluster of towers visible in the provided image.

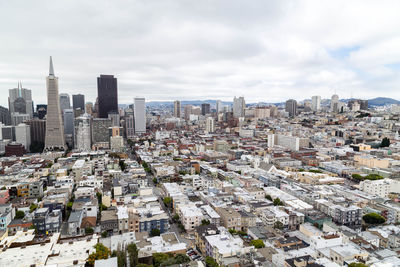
[4,57,146,153]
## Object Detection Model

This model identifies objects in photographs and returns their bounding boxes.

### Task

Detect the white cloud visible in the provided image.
[0,0,400,107]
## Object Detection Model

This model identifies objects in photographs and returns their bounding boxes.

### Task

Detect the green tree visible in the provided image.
[381,137,390,147]
[136,264,153,267]
[101,231,108,238]
[116,250,127,267]
[15,210,25,219]
[153,253,171,267]
[127,243,138,267]
[273,198,284,206]
[87,243,110,266]
[172,214,180,223]
[163,197,172,207]
[30,203,38,213]
[119,160,127,171]
[85,227,94,235]
[150,228,161,237]
[96,192,102,204]
[251,239,265,249]
[352,174,363,181]
[174,254,190,264]
[274,221,284,230]
[153,178,158,184]
[205,256,219,267]
[363,212,386,224]
[265,194,272,201]
[201,219,211,225]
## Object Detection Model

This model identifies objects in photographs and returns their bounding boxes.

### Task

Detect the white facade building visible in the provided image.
[15,123,31,151]
[311,95,321,111]
[74,113,91,151]
[134,97,146,134]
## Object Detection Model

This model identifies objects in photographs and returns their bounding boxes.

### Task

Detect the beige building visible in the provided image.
[354,155,390,168]
[178,205,204,231]
[216,207,242,231]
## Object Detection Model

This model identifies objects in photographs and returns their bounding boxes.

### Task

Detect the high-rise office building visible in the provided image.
[15,123,31,152]
[205,117,215,133]
[63,109,74,136]
[36,104,47,119]
[184,105,192,121]
[59,93,71,111]
[331,94,339,113]
[311,96,321,112]
[134,97,146,134]
[11,113,30,126]
[216,100,222,113]
[92,118,112,144]
[97,75,118,118]
[63,109,75,149]
[44,57,66,151]
[233,97,245,118]
[26,118,46,144]
[174,100,181,118]
[8,82,33,118]
[108,111,120,127]
[72,94,85,111]
[74,113,91,151]
[125,115,135,139]
[85,102,94,116]
[201,103,210,115]
[285,99,297,117]
[0,106,11,125]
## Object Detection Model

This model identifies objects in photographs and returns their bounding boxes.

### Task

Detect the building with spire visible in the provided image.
[44,57,66,151]
[8,81,33,118]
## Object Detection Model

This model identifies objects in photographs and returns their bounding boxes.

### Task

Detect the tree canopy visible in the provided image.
[381,137,390,147]
[251,239,265,248]
[363,213,386,224]
[87,243,110,266]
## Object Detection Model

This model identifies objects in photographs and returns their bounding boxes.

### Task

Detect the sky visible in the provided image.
[1,0,400,107]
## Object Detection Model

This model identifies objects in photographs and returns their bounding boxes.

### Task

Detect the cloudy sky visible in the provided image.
[1,0,400,106]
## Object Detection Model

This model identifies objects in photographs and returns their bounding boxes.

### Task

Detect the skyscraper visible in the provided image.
[184,105,192,121]
[63,109,74,135]
[311,96,321,112]
[0,106,11,125]
[44,57,66,151]
[108,111,120,127]
[125,115,135,139]
[97,75,118,118]
[233,96,245,118]
[205,117,215,133]
[134,97,146,134]
[201,103,210,115]
[8,82,33,118]
[216,100,222,113]
[74,113,91,151]
[174,100,181,118]
[36,104,47,119]
[26,118,46,144]
[285,99,297,117]
[331,94,339,113]
[92,118,112,144]
[59,93,71,111]
[72,94,85,111]
[15,123,31,152]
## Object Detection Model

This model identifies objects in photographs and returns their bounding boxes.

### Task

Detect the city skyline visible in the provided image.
[2,1,400,106]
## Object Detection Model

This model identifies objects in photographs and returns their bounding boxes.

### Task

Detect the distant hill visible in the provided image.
[367,97,400,106]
